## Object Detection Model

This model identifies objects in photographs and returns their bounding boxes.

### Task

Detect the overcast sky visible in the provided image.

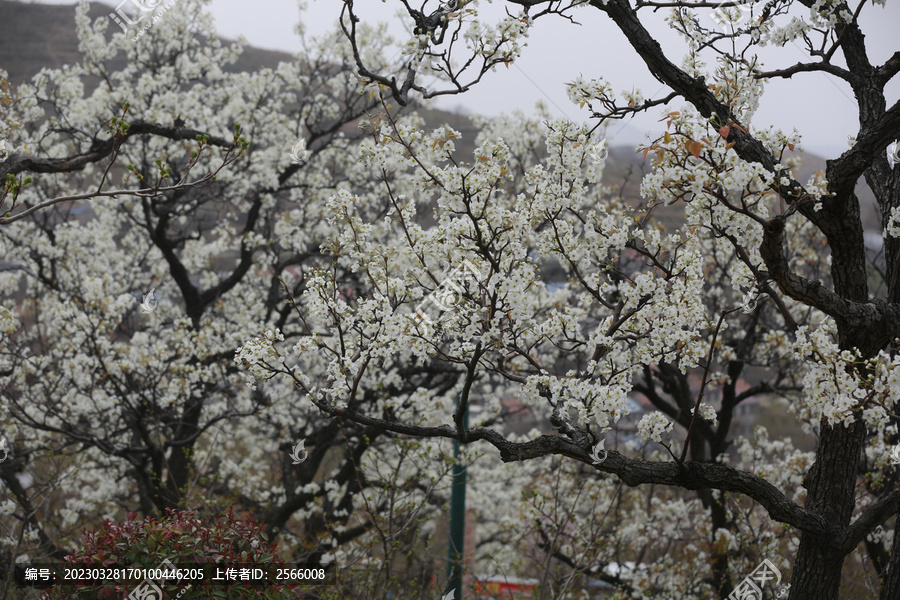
[38,0,900,157]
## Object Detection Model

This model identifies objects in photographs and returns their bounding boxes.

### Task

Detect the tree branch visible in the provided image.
[307,400,829,535]
[759,215,900,344]
[755,61,857,85]
[0,176,219,225]
[0,120,232,181]
[839,487,900,554]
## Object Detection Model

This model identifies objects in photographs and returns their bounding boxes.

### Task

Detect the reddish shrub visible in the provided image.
[43,507,297,599]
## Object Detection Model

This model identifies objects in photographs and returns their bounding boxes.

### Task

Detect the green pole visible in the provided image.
[445,395,468,599]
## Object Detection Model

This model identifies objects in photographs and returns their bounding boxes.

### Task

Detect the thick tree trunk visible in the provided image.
[878,514,900,600]
[789,421,866,599]
[788,182,872,598]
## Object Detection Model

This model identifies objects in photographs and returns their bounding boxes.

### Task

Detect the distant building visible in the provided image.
[473,575,538,599]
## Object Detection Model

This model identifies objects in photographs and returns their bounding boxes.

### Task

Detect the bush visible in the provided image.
[44,507,297,599]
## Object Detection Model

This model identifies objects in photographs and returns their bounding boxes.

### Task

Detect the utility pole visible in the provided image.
[445,395,468,599]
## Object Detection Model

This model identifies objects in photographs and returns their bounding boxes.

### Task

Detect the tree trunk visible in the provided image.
[878,514,900,600]
[788,183,871,598]
[789,421,866,599]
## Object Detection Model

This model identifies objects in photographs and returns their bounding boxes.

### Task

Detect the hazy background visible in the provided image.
[28,0,900,157]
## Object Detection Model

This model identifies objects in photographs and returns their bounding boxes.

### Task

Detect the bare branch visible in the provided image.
[0,176,218,225]
[0,120,232,181]
[754,61,857,85]
[840,488,900,554]
[305,398,829,535]
[759,215,900,343]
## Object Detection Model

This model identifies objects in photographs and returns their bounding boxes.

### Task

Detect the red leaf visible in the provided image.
[688,141,702,159]
[719,125,731,139]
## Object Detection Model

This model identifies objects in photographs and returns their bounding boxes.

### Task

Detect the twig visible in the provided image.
[679,307,737,463]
